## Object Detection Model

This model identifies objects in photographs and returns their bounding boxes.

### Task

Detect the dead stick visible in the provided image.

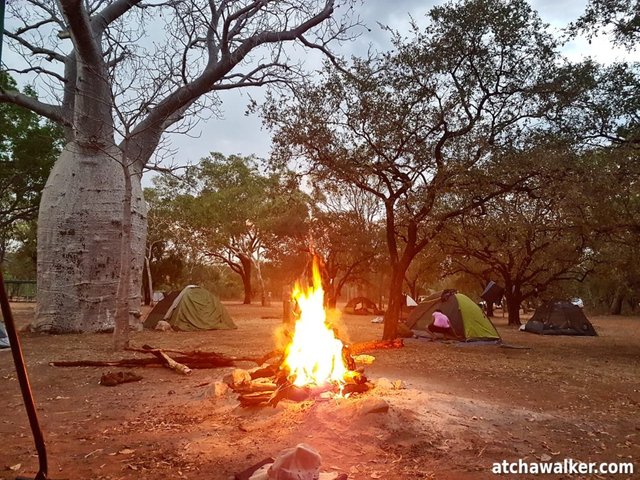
[51,357,234,369]
[51,359,164,368]
[126,345,263,364]
[143,347,192,376]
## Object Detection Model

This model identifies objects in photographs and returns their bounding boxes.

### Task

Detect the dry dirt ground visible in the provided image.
[1,302,639,480]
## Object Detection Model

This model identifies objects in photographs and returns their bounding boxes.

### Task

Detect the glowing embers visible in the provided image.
[231,258,370,407]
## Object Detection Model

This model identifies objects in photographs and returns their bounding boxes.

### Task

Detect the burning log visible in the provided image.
[342,383,370,395]
[238,392,274,407]
[232,382,278,394]
[268,383,311,406]
[249,364,278,380]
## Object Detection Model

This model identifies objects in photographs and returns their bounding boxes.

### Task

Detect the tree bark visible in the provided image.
[254,259,267,306]
[382,265,407,340]
[142,256,152,305]
[113,158,133,350]
[34,144,146,333]
[326,291,338,309]
[505,291,522,326]
[486,301,494,317]
[240,254,252,304]
[609,287,624,315]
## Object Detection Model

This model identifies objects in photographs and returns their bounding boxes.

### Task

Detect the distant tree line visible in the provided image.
[1,0,638,340]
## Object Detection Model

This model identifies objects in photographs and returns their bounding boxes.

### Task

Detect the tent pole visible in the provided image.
[0,270,49,480]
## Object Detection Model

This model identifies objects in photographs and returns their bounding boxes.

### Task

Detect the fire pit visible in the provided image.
[228,260,370,407]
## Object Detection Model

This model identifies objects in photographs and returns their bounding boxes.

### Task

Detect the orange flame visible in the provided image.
[282,259,348,388]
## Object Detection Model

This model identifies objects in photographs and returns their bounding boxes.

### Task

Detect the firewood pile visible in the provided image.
[224,339,403,407]
[49,338,404,403]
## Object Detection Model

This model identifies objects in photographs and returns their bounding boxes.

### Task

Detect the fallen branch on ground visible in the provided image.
[141,345,192,375]
[51,354,235,370]
[51,344,266,371]
[126,344,265,364]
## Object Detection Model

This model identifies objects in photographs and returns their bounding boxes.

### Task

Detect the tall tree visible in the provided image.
[308,183,383,308]
[552,60,640,312]
[150,153,309,304]
[440,148,597,325]
[263,0,561,339]
[0,0,357,335]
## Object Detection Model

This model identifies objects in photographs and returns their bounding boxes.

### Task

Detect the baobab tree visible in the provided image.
[0,0,356,340]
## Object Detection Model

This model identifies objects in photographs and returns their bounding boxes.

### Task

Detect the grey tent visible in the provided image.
[524,300,597,336]
[144,286,236,331]
[344,296,381,315]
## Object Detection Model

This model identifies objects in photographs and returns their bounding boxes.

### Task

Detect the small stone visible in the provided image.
[359,397,389,414]
[154,320,172,331]
[374,377,394,391]
[353,354,375,365]
[214,382,229,397]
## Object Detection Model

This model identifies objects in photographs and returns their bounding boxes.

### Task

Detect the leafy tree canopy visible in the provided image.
[148,153,309,303]
[0,72,63,264]
[570,0,640,49]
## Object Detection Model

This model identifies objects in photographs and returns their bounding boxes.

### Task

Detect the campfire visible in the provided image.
[230,259,370,407]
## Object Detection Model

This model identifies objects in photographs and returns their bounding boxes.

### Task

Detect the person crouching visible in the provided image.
[428,309,455,339]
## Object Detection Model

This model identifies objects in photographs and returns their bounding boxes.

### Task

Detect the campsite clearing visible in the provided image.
[1,303,638,480]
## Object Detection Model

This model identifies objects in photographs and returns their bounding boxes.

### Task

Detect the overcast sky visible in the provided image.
[159,0,638,185]
[3,1,636,184]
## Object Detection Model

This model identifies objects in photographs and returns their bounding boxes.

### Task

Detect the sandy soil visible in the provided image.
[0,302,638,480]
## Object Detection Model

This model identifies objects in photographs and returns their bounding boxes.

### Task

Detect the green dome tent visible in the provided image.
[405,290,500,341]
[144,286,236,331]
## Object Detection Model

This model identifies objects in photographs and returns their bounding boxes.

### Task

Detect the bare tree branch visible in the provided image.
[0,88,69,125]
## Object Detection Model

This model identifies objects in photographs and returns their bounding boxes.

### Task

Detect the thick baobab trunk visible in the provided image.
[34,144,146,333]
